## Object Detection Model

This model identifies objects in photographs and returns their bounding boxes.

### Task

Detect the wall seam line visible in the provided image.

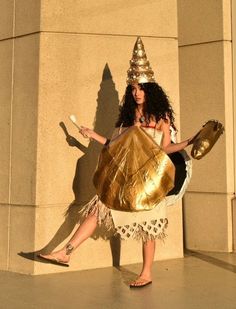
[230,0,236,251]
[231,0,236,195]
[0,31,178,42]
[7,0,16,271]
[186,191,234,195]
[179,39,232,48]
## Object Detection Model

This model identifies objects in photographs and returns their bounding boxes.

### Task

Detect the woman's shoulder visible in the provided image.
[158,115,171,127]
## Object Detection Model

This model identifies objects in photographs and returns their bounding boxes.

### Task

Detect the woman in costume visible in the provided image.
[39,37,195,288]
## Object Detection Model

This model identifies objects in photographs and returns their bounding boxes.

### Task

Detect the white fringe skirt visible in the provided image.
[78,149,191,242]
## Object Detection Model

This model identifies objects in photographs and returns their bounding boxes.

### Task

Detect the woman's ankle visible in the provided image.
[65,243,74,256]
[140,270,152,280]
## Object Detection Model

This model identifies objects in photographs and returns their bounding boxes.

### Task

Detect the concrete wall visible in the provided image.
[178,0,235,251]
[0,0,184,274]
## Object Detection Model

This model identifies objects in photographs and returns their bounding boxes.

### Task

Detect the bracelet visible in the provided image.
[104,138,110,146]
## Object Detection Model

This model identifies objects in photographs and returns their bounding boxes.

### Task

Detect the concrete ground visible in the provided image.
[1,251,236,309]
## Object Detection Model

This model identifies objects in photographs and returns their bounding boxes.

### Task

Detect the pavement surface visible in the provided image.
[0,251,236,309]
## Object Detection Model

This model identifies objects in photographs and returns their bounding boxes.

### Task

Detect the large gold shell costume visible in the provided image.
[79,127,192,241]
[93,126,175,212]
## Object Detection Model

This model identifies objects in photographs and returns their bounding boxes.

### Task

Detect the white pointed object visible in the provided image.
[69,114,81,130]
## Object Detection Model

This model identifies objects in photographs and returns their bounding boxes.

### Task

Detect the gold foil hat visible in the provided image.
[127,37,156,85]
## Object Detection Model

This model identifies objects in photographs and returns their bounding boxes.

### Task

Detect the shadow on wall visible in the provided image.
[19,64,122,267]
[72,62,120,205]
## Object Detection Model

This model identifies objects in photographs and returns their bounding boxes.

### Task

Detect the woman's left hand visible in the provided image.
[187,131,200,146]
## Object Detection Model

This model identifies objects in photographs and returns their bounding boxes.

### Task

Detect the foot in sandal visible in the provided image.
[38,253,69,267]
[38,244,74,267]
[129,276,152,288]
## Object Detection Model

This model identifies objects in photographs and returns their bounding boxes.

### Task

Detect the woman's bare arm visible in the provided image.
[164,139,190,154]
[160,118,193,154]
[79,126,107,145]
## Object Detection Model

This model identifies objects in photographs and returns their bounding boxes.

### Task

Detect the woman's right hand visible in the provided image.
[78,126,107,145]
[79,126,94,139]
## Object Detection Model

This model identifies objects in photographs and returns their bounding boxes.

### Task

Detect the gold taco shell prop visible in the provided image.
[93,126,175,212]
[191,120,224,160]
[127,37,156,85]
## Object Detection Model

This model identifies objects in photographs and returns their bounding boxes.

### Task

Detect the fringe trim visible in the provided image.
[78,195,114,232]
[133,219,168,242]
[133,226,168,242]
[78,195,168,241]
[116,218,168,242]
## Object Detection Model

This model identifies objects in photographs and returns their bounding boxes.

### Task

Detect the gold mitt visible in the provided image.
[191,120,224,160]
[93,126,175,212]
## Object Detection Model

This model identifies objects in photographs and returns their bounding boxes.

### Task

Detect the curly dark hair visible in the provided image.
[115,82,176,129]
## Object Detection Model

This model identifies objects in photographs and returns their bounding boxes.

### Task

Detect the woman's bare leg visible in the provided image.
[130,239,155,287]
[40,211,98,263]
[140,239,155,279]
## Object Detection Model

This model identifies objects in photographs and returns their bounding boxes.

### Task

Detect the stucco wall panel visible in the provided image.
[184,192,233,252]
[8,205,35,274]
[14,0,41,37]
[0,205,10,270]
[0,0,14,40]
[0,41,13,203]
[179,42,229,193]
[10,35,39,205]
[178,0,231,46]
[40,0,177,38]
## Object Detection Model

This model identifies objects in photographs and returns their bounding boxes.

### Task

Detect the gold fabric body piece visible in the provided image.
[126,37,156,84]
[79,127,192,241]
[191,120,224,160]
[93,126,175,212]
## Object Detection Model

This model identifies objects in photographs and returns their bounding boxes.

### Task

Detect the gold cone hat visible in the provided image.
[127,37,156,85]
